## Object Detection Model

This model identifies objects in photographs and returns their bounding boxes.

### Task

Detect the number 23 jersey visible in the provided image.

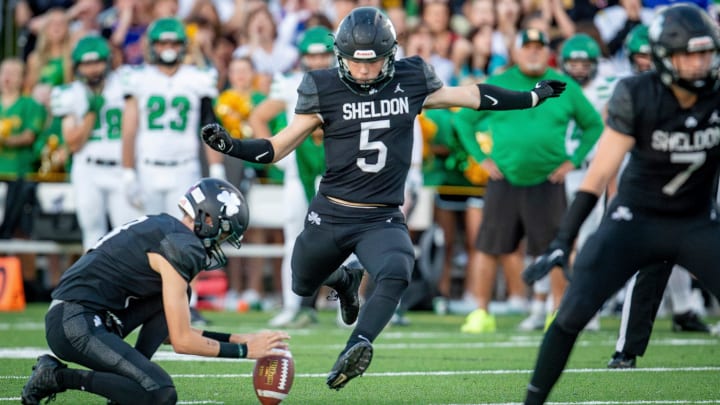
[608,72,720,215]
[122,64,217,163]
[295,56,443,206]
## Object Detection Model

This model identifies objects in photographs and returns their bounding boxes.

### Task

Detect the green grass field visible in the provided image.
[1,303,719,404]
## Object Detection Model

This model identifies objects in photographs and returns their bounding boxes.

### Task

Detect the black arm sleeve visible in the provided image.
[477,84,534,110]
[200,96,217,127]
[228,138,275,164]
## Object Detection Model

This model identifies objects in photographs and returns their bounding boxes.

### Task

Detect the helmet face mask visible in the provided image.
[648,3,720,93]
[178,178,249,270]
[72,35,111,87]
[148,18,188,66]
[559,33,600,85]
[333,7,398,94]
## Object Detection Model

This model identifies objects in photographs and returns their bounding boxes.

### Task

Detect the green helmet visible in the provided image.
[624,24,650,59]
[559,33,600,85]
[560,33,600,62]
[72,35,111,86]
[147,17,187,65]
[72,35,111,65]
[298,26,334,55]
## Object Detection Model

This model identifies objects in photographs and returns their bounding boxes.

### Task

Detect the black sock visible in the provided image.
[56,368,92,391]
[341,278,407,354]
[525,323,578,404]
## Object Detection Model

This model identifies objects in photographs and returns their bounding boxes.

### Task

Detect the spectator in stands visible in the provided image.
[593,0,654,68]
[462,0,496,30]
[493,0,525,66]
[13,0,74,60]
[23,8,73,94]
[455,28,603,333]
[67,0,107,44]
[0,58,46,182]
[110,0,177,65]
[454,24,507,85]
[0,58,48,289]
[404,24,455,85]
[420,0,470,73]
[233,5,299,94]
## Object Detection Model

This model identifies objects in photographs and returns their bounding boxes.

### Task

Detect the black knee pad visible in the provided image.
[148,386,177,405]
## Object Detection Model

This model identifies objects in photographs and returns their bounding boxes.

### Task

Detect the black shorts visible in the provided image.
[475,179,566,256]
[290,194,415,296]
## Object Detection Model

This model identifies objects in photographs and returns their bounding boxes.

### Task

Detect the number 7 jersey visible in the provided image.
[121,64,218,163]
[608,72,720,215]
[295,56,443,206]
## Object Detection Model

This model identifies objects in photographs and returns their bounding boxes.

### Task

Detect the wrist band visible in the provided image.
[202,330,232,342]
[218,342,248,358]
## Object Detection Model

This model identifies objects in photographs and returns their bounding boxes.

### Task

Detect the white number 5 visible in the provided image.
[357,120,389,173]
[662,151,706,195]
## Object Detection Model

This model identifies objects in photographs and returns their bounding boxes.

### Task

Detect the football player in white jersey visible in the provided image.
[52,35,143,250]
[249,26,338,328]
[121,17,225,217]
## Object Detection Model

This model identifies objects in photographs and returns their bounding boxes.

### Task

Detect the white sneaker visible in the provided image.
[268,308,298,327]
[518,313,546,331]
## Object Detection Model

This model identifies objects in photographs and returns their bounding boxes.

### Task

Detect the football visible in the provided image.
[252,350,295,405]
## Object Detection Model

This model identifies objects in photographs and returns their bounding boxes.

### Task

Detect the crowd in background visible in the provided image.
[1,0,718,327]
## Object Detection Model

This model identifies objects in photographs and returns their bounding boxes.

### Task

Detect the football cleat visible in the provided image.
[336,267,364,326]
[672,311,710,332]
[21,354,67,405]
[327,338,373,390]
[607,351,636,369]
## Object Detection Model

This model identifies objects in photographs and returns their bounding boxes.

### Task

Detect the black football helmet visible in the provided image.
[648,3,720,93]
[178,178,249,270]
[333,7,398,94]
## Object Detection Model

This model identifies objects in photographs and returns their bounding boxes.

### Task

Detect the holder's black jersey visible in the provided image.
[52,214,206,312]
[608,72,720,216]
[295,56,443,206]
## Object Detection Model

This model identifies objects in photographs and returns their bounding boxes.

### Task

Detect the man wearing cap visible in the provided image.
[453,28,604,333]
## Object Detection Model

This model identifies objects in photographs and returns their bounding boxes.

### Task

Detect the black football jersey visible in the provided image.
[607,73,720,215]
[52,214,207,312]
[295,56,443,205]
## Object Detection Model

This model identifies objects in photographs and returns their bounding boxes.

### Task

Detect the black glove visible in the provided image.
[531,80,566,105]
[522,239,571,285]
[201,123,234,154]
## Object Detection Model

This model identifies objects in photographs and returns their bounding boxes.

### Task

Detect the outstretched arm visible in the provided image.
[424,80,566,110]
[202,113,320,164]
[150,253,290,359]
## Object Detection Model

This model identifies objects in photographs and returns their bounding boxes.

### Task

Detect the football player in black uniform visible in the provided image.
[21,178,290,405]
[202,6,566,390]
[522,4,720,404]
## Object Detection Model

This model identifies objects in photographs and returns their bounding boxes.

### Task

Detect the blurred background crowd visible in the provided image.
[0,0,718,330]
